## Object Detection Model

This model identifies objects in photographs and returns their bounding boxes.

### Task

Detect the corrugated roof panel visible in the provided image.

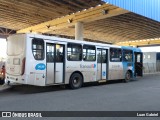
[103,0,159,22]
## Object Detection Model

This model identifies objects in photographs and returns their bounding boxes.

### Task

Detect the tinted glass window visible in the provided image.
[67,43,82,61]
[102,49,107,63]
[32,38,44,60]
[123,50,133,62]
[137,54,141,62]
[157,53,160,60]
[110,48,122,62]
[83,45,96,61]
[97,49,101,63]
[46,43,54,62]
[56,44,64,62]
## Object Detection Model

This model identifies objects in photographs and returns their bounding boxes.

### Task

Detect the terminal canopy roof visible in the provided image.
[0,0,160,46]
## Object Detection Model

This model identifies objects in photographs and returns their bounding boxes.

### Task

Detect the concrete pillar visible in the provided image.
[75,22,83,40]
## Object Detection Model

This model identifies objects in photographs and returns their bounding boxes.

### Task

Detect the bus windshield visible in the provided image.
[7,36,25,56]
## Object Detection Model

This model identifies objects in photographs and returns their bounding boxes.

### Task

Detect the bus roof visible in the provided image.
[9,33,141,51]
[26,33,121,48]
[121,46,141,52]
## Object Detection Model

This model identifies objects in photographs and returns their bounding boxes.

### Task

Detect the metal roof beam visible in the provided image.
[17,3,129,33]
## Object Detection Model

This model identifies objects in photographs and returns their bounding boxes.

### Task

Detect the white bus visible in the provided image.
[5,34,143,89]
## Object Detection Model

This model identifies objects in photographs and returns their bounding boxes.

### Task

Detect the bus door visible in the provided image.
[46,43,65,84]
[97,48,108,80]
[134,52,143,76]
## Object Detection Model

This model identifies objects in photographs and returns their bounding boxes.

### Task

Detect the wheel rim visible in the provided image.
[72,76,81,87]
[126,72,131,80]
[73,77,79,84]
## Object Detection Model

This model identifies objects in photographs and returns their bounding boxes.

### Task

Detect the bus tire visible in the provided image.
[124,71,131,83]
[69,73,83,89]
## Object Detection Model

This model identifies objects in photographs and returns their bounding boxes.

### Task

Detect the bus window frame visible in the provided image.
[32,38,45,61]
[110,48,122,62]
[83,44,96,62]
[122,49,133,62]
[67,43,82,61]
[46,43,54,63]
[56,44,64,63]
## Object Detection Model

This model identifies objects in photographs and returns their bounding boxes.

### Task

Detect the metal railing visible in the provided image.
[143,61,160,73]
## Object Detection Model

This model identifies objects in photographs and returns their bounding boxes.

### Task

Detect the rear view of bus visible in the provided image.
[5,34,26,84]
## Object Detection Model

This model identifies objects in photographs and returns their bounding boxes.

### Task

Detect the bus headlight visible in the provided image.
[13,58,20,65]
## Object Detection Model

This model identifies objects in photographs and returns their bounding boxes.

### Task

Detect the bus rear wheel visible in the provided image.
[124,71,131,83]
[69,73,83,89]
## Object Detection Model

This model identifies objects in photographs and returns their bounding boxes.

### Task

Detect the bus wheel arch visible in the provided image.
[124,70,132,83]
[69,71,84,89]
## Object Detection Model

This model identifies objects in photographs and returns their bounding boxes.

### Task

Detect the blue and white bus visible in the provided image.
[5,34,143,89]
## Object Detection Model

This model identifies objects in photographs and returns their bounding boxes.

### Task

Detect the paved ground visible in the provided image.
[0,73,160,120]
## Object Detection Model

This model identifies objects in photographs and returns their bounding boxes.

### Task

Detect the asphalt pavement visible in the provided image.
[0,73,160,120]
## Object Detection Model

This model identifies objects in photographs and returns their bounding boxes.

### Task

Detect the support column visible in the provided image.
[75,22,83,40]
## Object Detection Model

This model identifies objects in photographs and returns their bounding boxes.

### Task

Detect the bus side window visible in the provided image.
[123,50,133,62]
[56,45,64,62]
[35,54,40,59]
[32,38,44,60]
[83,45,96,61]
[46,43,54,62]
[110,48,122,62]
[67,43,82,61]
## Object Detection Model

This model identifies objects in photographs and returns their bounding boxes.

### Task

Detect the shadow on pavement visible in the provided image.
[83,78,140,88]
[0,84,68,94]
[0,79,139,94]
